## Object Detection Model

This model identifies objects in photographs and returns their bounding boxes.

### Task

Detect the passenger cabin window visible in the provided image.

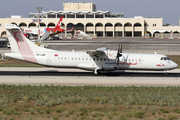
[104,58,106,61]
[93,58,95,61]
[97,58,99,61]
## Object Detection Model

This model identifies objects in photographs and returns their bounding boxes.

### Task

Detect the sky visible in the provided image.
[0,0,179,25]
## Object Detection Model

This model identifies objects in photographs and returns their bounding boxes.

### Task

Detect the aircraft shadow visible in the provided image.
[0,71,179,77]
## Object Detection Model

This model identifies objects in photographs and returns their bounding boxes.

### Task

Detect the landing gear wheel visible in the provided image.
[94,68,100,75]
[165,70,169,75]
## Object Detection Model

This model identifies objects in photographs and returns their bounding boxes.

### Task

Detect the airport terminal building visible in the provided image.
[1,2,180,38]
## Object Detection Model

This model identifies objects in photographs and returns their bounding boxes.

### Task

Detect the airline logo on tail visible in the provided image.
[43,16,74,38]
[54,17,63,30]
[12,30,38,63]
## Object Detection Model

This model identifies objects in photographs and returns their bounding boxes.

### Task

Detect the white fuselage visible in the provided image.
[23,28,45,36]
[5,51,178,72]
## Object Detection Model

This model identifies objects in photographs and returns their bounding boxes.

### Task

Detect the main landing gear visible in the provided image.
[94,68,100,75]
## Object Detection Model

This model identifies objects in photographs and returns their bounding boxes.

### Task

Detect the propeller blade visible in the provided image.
[120,43,122,53]
[116,43,123,68]
[118,43,120,53]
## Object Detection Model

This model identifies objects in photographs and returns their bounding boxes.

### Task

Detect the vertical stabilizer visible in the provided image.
[5,24,54,52]
[5,24,54,63]
[54,16,63,30]
[6,25,20,53]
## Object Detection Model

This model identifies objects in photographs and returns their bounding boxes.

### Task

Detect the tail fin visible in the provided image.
[54,16,63,30]
[5,24,54,53]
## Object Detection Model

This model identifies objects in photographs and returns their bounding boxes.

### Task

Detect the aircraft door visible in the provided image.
[46,56,51,65]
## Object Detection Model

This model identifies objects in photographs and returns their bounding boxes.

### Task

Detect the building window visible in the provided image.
[0,24,1,27]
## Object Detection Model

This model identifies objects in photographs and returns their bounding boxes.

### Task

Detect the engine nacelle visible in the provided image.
[102,66,115,71]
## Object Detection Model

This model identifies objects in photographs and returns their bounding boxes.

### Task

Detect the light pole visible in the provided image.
[36,7,42,41]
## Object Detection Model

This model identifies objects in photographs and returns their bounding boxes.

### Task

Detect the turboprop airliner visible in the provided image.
[4,24,178,74]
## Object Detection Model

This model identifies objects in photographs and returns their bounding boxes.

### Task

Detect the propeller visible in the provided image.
[116,43,122,68]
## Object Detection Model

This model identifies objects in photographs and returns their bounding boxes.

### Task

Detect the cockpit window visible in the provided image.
[160,57,170,61]
[167,57,170,60]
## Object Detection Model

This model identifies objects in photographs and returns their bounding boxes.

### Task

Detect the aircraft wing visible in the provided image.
[86,50,105,57]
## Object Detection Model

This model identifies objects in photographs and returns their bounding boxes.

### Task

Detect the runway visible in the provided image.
[0,67,180,86]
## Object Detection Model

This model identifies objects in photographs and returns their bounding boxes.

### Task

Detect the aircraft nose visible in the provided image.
[174,63,178,68]
[172,62,178,69]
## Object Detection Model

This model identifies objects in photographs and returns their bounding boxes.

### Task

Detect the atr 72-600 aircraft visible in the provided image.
[4,24,178,74]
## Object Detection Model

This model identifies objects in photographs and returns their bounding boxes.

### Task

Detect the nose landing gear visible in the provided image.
[164,70,169,75]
